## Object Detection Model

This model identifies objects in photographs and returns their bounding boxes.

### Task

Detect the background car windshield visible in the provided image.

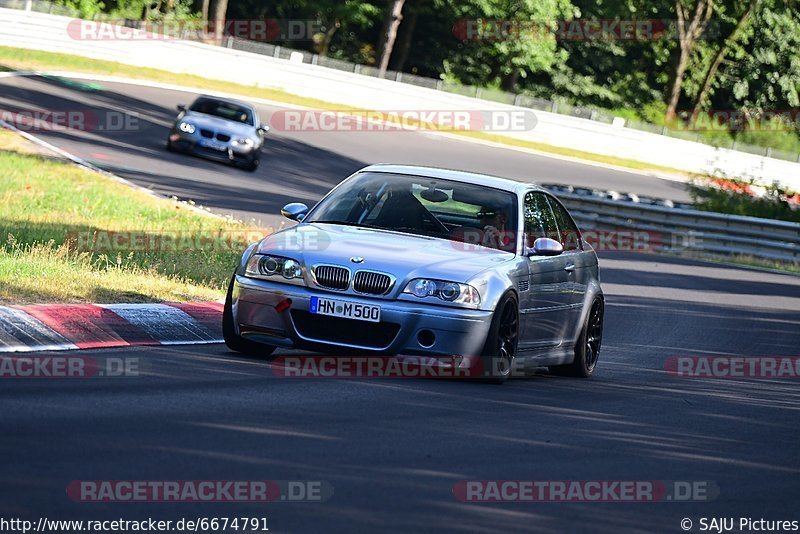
[189,98,254,125]
[306,172,518,252]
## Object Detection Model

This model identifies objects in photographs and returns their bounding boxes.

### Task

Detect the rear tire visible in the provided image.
[480,292,519,384]
[223,274,276,357]
[551,297,603,378]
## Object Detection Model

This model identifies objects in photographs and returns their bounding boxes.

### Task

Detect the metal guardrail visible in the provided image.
[557,193,800,262]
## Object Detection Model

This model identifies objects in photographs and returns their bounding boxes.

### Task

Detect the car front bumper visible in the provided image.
[232,275,494,356]
[169,132,256,163]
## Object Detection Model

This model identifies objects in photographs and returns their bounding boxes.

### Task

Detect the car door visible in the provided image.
[545,194,591,341]
[518,191,573,350]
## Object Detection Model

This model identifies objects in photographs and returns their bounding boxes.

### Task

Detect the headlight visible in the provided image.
[403,279,481,306]
[245,254,304,284]
[178,122,195,133]
[232,138,255,147]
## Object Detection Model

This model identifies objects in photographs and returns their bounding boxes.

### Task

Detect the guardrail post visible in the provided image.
[436,80,442,91]
[551,101,558,113]
[24,0,33,11]
[273,45,281,58]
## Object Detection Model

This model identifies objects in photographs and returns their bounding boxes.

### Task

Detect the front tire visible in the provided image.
[552,297,603,378]
[242,155,260,172]
[480,292,519,384]
[222,274,276,357]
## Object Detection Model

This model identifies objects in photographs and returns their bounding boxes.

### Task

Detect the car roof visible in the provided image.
[193,95,256,111]
[359,164,547,195]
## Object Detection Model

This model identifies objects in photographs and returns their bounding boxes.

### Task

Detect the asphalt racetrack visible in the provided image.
[1,74,799,533]
[0,74,690,226]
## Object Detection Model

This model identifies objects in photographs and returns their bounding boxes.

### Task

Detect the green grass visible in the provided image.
[0,131,268,304]
[0,46,691,177]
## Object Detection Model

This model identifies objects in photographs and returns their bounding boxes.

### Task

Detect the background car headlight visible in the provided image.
[232,138,255,147]
[403,279,481,306]
[178,122,195,133]
[245,254,304,283]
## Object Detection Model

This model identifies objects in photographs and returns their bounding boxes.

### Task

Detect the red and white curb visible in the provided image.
[0,302,223,353]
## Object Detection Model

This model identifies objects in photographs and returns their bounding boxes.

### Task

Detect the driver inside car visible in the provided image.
[478,206,511,250]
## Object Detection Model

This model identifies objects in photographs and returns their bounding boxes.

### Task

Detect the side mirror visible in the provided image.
[528,237,563,257]
[258,124,270,134]
[281,202,308,222]
[177,104,186,112]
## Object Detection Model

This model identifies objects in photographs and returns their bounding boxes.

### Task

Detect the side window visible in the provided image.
[546,196,582,251]
[523,192,558,247]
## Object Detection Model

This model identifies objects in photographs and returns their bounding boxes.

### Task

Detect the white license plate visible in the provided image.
[309,296,381,323]
[199,139,226,151]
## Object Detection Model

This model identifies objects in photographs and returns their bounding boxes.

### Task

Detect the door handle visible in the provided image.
[564,264,576,273]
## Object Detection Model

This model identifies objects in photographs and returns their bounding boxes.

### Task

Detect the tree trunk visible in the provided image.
[376,0,406,78]
[201,0,210,25]
[665,0,714,121]
[213,0,229,46]
[390,5,417,72]
[691,0,758,118]
[318,20,340,57]
[500,69,520,92]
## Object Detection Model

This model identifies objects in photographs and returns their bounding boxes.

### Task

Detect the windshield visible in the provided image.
[189,97,254,125]
[306,172,518,253]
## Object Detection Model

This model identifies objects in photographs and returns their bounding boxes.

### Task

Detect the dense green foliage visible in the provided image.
[689,176,800,222]
[57,0,800,152]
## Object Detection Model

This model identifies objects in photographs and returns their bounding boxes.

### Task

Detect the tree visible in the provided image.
[444,0,576,92]
[213,0,228,45]
[725,1,800,109]
[691,0,759,116]
[311,1,382,57]
[665,0,714,121]
[201,0,210,24]
[376,0,407,77]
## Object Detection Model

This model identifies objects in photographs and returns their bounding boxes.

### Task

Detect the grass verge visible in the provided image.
[0,130,267,304]
[0,46,688,177]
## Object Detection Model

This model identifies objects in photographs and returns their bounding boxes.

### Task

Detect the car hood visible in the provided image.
[257,223,515,283]
[181,111,256,137]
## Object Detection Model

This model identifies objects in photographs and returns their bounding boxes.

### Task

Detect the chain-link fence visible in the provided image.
[4,0,798,163]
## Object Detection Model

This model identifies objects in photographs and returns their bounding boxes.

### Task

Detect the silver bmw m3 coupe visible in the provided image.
[223,164,604,381]
[166,95,268,171]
